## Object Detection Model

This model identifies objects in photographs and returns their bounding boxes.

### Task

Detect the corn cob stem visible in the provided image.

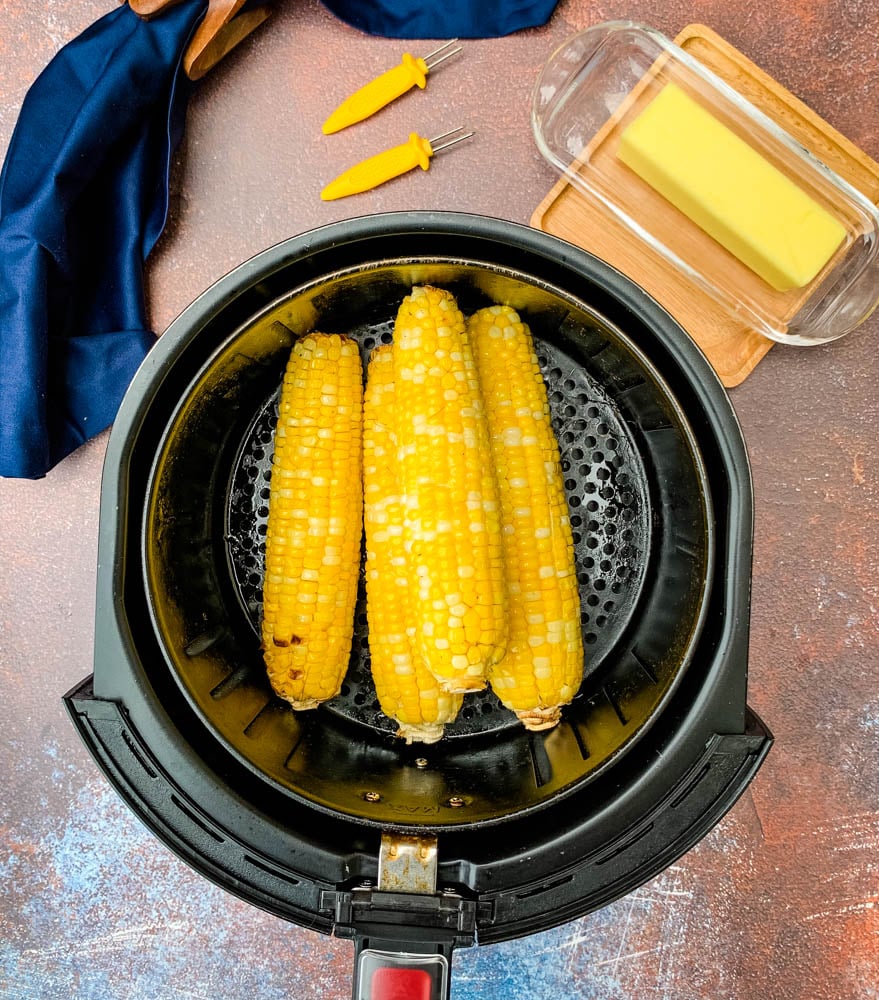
[364,345,463,742]
[393,286,507,694]
[468,305,583,731]
[261,333,363,710]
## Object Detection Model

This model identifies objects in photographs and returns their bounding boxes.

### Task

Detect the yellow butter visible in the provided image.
[617,84,846,292]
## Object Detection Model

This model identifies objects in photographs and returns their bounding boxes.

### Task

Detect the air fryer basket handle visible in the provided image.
[352,939,453,1000]
[325,886,477,1000]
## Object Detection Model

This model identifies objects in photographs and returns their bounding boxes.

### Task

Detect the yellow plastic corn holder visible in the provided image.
[321,128,472,201]
[322,41,462,135]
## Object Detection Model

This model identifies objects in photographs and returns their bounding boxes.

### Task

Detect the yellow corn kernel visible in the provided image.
[364,345,463,742]
[468,305,583,731]
[262,333,363,710]
[394,286,507,693]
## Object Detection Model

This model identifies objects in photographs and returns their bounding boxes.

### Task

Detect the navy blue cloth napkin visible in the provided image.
[0,0,208,479]
[0,0,558,479]
[322,0,559,39]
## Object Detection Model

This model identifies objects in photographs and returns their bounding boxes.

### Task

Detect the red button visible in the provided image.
[371,966,432,1000]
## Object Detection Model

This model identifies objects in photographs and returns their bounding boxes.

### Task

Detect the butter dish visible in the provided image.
[531,21,879,345]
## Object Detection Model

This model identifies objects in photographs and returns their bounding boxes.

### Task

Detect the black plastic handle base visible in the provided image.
[324,886,479,1000]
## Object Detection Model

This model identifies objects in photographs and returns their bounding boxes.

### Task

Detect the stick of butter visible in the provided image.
[617,84,846,292]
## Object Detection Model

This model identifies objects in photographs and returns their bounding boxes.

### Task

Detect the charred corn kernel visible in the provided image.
[262,333,363,710]
[364,346,463,742]
[394,286,506,693]
[468,305,583,731]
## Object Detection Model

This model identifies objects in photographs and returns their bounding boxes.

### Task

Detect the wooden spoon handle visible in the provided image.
[185,5,270,79]
[128,0,187,19]
[127,0,269,79]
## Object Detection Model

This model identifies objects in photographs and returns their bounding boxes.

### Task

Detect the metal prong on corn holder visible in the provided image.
[430,126,475,154]
[422,39,463,71]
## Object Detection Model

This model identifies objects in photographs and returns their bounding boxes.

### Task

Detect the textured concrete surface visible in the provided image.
[1,1,878,998]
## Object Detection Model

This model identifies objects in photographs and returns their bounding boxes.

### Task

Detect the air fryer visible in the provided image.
[65,212,772,999]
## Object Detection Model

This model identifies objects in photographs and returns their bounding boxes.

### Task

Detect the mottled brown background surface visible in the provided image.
[1,1,877,998]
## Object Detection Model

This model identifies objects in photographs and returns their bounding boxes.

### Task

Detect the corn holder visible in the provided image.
[321,128,473,200]
[322,40,462,135]
[531,21,879,349]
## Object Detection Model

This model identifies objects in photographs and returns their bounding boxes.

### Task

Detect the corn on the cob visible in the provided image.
[468,305,583,731]
[393,286,507,694]
[364,345,463,742]
[261,333,363,710]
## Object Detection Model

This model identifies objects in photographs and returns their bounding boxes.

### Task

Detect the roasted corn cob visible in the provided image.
[393,286,507,693]
[364,345,463,742]
[468,305,583,730]
[261,333,364,710]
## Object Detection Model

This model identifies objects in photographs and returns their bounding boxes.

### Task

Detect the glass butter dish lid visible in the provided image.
[531,21,879,345]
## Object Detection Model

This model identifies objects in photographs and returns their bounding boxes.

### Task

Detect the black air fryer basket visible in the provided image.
[66,212,771,999]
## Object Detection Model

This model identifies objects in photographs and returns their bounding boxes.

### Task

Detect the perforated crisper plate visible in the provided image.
[226,323,650,741]
[145,248,711,826]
